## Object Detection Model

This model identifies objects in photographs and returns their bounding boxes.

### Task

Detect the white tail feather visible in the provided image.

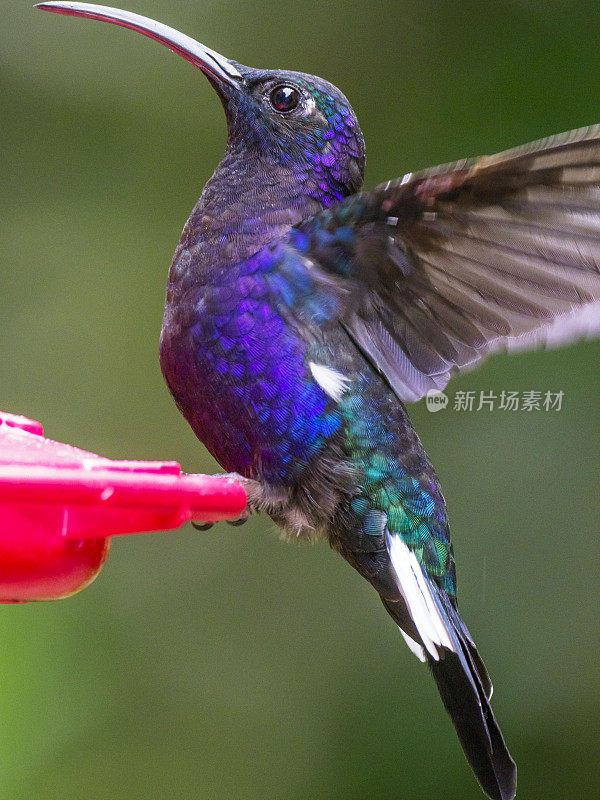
[386,532,456,661]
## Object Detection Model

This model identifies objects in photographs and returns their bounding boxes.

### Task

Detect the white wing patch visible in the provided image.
[309,362,350,401]
[386,532,456,661]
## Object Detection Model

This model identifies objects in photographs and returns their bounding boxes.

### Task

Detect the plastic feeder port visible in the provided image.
[0,412,246,602]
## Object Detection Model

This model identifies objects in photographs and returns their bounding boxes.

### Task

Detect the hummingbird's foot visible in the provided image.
[218,473,289,516]
[190,512,248,531]
[226,507,252,526]
[190,476,263,531]
[219,473,263,504]
[191,520,214,531]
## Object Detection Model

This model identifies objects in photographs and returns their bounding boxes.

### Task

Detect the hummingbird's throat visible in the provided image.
[173,150,333,274]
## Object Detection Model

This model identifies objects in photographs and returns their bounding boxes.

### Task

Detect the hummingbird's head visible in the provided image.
[37,2,365,204]
[218,66,365,201]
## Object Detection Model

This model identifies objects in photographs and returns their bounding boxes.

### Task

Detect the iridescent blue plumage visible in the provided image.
[41,4,600,799]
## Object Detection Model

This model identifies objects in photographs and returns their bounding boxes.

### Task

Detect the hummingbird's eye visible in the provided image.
[269,85,300,113]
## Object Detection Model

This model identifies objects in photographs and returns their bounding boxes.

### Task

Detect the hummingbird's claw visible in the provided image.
[226,508,251,526]
[191,520,214,531]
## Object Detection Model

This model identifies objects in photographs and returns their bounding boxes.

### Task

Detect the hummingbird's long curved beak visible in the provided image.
[36,2,242,87]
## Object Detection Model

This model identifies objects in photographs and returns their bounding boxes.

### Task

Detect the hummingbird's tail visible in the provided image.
[427,595,517,800]
[382,577,516,800]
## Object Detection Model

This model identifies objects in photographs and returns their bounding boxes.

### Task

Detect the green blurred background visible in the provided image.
[1,1,599,797]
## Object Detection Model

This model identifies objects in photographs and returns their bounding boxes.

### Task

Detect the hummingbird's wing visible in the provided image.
[296,124,600,401]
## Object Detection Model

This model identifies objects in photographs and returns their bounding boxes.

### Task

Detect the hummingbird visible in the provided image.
[37,3,600,798]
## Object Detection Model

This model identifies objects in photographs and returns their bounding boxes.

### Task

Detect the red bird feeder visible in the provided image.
[0,411,246,602]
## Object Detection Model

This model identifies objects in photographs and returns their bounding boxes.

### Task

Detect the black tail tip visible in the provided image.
[430,652,517,800]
